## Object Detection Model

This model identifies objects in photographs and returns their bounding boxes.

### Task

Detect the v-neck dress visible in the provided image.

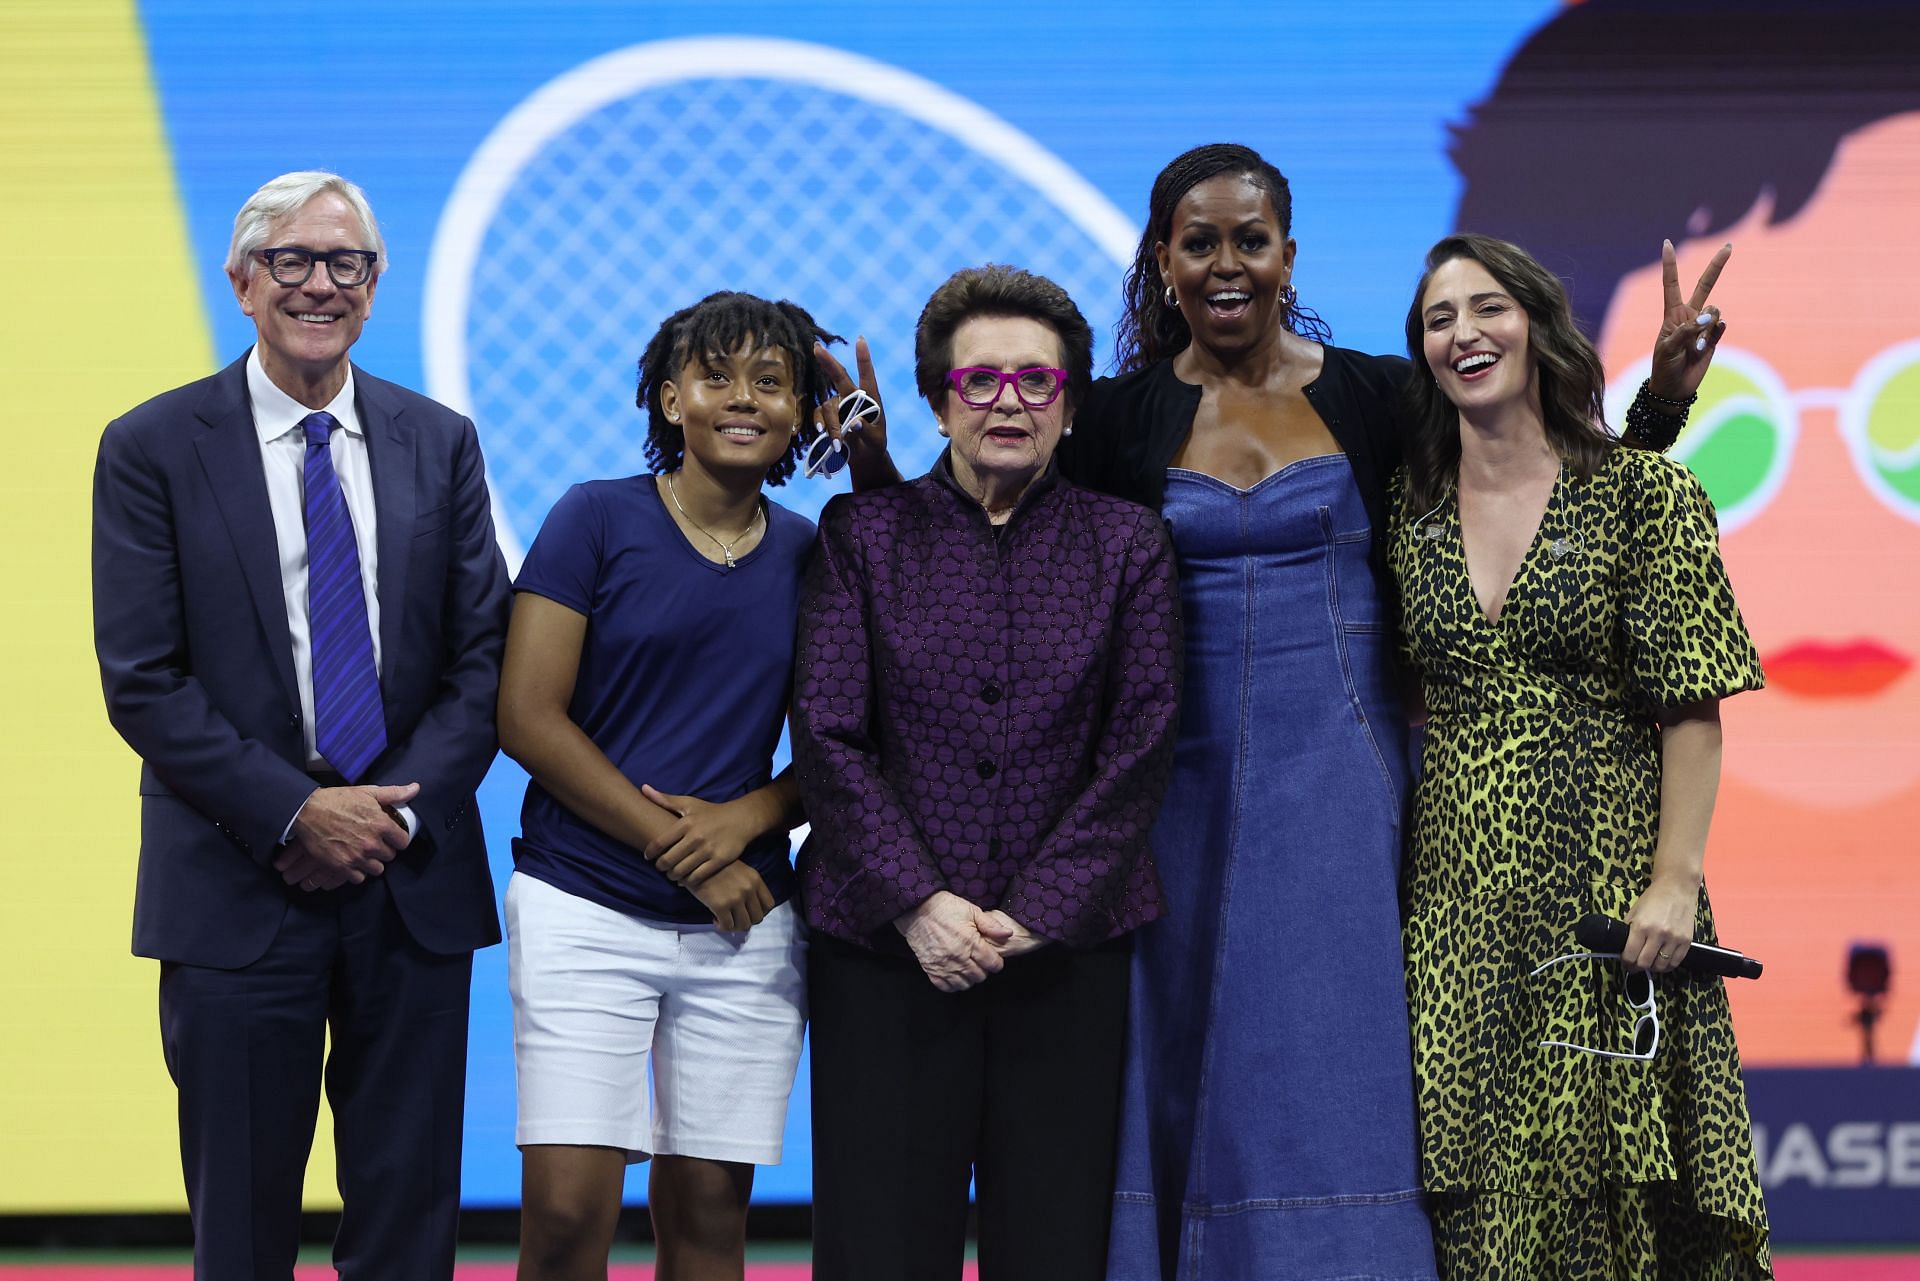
[1386,447,1771,1278]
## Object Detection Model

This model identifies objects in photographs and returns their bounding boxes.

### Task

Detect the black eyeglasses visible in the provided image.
[255,247,379,288]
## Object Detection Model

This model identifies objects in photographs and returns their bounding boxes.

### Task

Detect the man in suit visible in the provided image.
[92,171,510,1280]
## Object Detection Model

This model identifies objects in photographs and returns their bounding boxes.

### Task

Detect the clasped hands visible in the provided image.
[895,890,1044,993]
[274,782,417,891]
[640,784,775,933]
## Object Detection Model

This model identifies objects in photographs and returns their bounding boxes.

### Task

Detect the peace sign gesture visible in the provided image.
[1647,239,1731,403]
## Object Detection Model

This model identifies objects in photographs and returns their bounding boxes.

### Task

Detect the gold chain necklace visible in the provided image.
[665,472,762,569]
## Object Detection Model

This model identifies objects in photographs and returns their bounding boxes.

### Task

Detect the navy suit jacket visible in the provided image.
[93,352,511,968]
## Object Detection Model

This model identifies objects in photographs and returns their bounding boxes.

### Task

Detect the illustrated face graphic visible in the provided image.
[1597,113,1920,811]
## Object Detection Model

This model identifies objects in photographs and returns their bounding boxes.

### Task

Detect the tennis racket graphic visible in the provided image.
[423,36,1135,568]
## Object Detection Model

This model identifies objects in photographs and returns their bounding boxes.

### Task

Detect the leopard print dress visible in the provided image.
[1387,446,1772,1280]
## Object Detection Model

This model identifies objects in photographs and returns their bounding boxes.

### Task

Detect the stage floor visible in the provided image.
[0,1250,1916,1279]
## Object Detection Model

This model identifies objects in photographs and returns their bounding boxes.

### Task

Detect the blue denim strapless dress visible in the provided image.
[1108,456,1437,1281]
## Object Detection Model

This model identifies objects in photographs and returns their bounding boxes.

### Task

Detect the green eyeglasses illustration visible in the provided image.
[1606,340,1920,532]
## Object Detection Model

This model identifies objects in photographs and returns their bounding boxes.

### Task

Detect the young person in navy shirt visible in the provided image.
[498,292,840,1280]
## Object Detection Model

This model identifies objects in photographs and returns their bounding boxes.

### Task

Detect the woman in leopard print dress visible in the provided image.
[1387,234,1771,1278]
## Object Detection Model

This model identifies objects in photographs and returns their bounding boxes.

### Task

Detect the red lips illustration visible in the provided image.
[1763,639,1912,698]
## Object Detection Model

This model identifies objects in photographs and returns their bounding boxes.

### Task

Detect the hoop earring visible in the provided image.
[1281,283,1299,309]
[1163,284,1178,308]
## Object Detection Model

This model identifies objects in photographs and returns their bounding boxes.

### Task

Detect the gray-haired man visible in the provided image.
[93,171,510,1279]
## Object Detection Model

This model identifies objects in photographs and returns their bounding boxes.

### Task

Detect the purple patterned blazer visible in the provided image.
[794,456,1181,949]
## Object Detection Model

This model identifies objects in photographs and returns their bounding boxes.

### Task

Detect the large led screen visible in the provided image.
[3,0,1914,1212]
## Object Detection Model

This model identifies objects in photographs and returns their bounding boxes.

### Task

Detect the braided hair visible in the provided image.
[1115,143,1331,372]
[636,291,843,485]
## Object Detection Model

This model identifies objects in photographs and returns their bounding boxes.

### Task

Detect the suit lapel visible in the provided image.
[193,355,301,712]
[358,367,415,698]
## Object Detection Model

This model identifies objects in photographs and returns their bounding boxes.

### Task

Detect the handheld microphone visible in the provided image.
[1575,914,1764,980]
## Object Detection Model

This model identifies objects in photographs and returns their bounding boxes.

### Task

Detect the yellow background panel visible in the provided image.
[0,0,340,1211]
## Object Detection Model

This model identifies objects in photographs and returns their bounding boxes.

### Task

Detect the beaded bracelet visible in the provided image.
[1639,379,1699,412]
[1624,378,1696,450]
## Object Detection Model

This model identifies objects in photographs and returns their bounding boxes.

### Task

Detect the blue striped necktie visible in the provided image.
[302,411,386,780]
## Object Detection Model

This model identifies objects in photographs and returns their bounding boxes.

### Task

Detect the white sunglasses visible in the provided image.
[1529,952,1661,1062]
[803,389,881,479]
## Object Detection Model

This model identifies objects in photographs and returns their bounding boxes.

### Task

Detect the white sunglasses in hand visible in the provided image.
[1529,952,1661,1062]
[804,389,881,480]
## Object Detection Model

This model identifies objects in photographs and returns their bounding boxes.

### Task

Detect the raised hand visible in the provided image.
[815,336,904,490]
[1648,239,1731,403]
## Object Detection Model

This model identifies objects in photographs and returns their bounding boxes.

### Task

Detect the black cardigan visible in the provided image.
[1057,346,1414,596]
[1061,346,1408,528]
[1056,347,1676,593]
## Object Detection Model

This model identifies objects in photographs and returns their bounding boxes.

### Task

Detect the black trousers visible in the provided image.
[808,932,1132,1281]
[158,877,473,1281]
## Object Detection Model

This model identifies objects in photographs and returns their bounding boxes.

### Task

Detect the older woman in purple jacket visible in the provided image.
[794,265,1182,1281]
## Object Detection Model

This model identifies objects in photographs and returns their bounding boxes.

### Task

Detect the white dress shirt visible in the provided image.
[248,349,414,838]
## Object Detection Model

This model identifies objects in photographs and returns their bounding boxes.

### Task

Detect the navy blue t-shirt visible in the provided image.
[512,475,813,922]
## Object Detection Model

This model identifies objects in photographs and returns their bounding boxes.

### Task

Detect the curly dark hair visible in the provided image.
[636,291,843,485]
[1115,142,1331,372]
[1401,234,1614,515]
[914,264,1094,411]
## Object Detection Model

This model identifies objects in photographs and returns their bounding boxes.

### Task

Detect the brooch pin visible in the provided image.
[1549,535,1584,560]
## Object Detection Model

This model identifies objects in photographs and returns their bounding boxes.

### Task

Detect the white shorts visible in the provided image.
[505,871,807,1165]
